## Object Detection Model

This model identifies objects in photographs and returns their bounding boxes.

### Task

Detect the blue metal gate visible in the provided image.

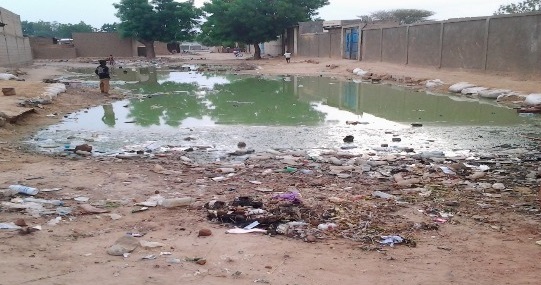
[345,28,359,60]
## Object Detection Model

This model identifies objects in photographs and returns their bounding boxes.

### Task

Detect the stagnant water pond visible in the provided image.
[28,67,541,160]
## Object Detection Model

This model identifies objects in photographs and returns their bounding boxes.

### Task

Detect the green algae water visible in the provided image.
[28,67,540,157]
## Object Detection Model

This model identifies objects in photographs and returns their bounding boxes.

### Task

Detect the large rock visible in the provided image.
[107,235,140,256]
[449,82,476,93]
[524,94,541,106]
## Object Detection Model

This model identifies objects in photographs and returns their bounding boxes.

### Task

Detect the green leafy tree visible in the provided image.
[21,20,58,37]
[56,21,95,38]
[201,0,329,59]
[358,9,434,25]
[21,20,95,38]
[495,0,541,14]
[113,0,201,58]
[100,23,118,32]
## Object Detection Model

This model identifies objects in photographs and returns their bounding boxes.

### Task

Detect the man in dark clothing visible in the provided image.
[95,60,110,94]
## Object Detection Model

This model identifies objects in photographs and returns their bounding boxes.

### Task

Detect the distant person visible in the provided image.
[108,54,115,66]
[95,59,110,94]
[284,51,291,63]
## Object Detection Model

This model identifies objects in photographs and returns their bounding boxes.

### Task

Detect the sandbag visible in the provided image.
[524,94,541,106]
[448,82,475,93]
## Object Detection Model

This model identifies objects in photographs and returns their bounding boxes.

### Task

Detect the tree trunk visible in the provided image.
[142,40,156,59]
[253,43,261,59]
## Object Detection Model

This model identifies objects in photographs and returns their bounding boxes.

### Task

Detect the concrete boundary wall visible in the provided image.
[298,31,342,58]
[0,7,33,67]
[361,12,541,74]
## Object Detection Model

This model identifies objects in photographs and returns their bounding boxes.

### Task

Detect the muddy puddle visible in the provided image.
[27,67,541,161]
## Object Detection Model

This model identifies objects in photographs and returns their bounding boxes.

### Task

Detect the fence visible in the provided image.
[362,12,541,75]
[298,29,341,58]
[0,7,32,67]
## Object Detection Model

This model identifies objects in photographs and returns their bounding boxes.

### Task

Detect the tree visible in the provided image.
[358,9,434,25]
[495,0,541,14]
[22,20,58,37]
[114,0,201,58]
[100,23,118,32]
[56,21,95,38]
[21,20,94,38]
[201,0,329,59]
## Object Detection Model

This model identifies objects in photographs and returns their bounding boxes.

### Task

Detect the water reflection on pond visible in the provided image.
[30,67,540,157]
[60,67,531,130]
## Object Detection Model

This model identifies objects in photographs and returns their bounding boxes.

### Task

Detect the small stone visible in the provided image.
[198,228,212,237]
[237,141,246,149]
[381,143,388,147]
[343,135,354,143]
[392,138,402,142]
[14,219,27,227]
[444,201,460,207]
[306,235,317,243]
[74,143,92,153]
[196,259,207,265]
[492,183,505,190]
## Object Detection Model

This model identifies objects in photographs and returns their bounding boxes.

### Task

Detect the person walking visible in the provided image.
[108,54,115,66]
[284,51,291,63]
[95,59,110,94]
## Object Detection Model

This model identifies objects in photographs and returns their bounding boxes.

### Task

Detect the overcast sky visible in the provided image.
[0,0,515,28]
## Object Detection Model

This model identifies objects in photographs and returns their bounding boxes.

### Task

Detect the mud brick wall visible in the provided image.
[361,12,541,75]
[32,45,77,59]
[73,32,136,58]
[0,7,33,67]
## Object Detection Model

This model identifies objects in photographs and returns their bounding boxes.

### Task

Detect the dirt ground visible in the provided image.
[0,53,540,285]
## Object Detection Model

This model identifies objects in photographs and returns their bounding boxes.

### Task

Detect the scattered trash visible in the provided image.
[23,197,63,206]
[380,235,404,247]
[79,204,109,214]
[317,223,337,231]
[282,166,297,173]
[140,240,166,248]
[0,222,22,230]
[273,192,302,204]
[106,213,122,220]
[372,191,397,200]
[74,197,90,203]
[185,257,207,265]
[226,228,268,234]
[131,207,149,213]
[161,197,195,208]
[244,221,260,230]
[9,185,39,195]
[167,258,182,264]
[47,217,62,226]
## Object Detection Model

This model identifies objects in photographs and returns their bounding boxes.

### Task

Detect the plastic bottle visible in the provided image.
[9,185,39,195]
[161,197,195,208]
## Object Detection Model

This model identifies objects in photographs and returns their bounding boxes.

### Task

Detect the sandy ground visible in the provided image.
[0,53,540,285]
